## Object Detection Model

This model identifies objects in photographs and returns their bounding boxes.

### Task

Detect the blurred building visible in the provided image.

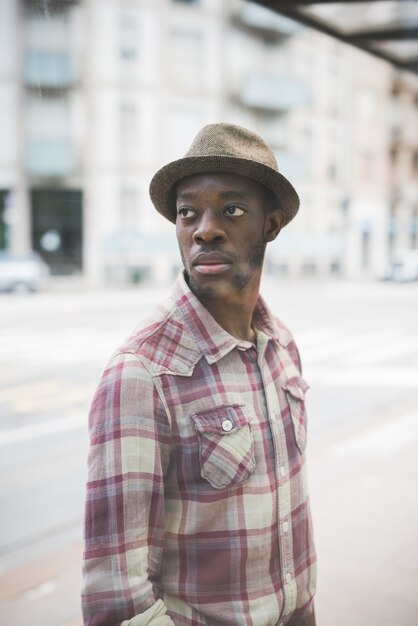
[0,0,417,285]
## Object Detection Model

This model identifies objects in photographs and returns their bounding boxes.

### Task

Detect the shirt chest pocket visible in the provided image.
[283,377,309,454]
[191,405,256,490]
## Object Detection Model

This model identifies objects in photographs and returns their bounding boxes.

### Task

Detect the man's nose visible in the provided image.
[193,211,225,244]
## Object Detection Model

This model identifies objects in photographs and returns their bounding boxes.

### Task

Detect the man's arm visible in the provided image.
[81,352,175,626]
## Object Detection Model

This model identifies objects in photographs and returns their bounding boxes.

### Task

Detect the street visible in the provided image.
[0,277,417,626]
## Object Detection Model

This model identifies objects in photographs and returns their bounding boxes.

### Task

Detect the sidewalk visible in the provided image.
[310,414,418,626]
[0,541,83,626]
[1,418,417,626]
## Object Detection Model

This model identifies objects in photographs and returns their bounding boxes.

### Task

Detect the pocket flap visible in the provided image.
[283,377,309,454]
[191,405,251,435]
[283,377,309,401]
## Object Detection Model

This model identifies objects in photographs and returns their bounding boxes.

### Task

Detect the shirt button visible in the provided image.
[285,573,292,584]
[282,521,289,533]
[222,419,233,432]
[280,466,286,477]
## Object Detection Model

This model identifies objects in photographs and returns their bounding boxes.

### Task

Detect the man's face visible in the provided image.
[175,172,283,304]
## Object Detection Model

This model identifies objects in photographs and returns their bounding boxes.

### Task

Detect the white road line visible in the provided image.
[305,365,418,388]
[345,335,418,365]
[292,329,340,347]
[0,328,123,366]
[0,414,86,447]
[301,328,402,364]
[24,579,57,601]
[331,411,418,458]
[0,379,62,403]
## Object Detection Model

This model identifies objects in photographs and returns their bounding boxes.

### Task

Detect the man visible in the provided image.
[82,123,317,626]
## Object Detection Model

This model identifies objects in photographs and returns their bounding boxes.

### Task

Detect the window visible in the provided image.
[410,212,418,249]
[119,102,138,152]
[119,13,139,63]
[27,93,69,138]
[165,106,202,161]
[168,30,203,91]
[119,187,138,230]
[355,87,377,121]
[360,221,372,269]
[0,190,10,249]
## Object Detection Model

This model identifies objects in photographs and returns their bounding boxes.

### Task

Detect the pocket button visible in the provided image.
[222,419,233,432]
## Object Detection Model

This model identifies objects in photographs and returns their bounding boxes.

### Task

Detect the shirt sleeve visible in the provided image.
[81,351,175,626]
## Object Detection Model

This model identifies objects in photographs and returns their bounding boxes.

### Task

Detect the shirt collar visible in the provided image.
[171,273,282,364]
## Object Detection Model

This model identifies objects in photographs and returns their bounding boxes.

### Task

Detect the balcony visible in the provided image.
[24,0,79,6]
[234,2,301,39]
[26,140,75,176]
[239,73,310,112]
[25,50,75,89]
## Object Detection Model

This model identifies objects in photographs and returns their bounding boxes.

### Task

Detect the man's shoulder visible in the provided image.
[265,309,297,349]
[115,295,201,377]
[269,313,302,373]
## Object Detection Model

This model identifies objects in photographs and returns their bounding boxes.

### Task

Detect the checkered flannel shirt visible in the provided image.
[82,273,316,626]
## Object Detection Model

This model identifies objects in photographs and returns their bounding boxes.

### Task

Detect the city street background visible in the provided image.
[1,1,418,625]
[0,276,417,626]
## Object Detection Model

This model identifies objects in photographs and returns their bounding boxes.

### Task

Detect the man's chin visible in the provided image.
[187,275,224,301]
[186,271,255,303]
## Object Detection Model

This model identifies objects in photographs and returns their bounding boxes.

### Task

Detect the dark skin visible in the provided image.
[175,173,284,342]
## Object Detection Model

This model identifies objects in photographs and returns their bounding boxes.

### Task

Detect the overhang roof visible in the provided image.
[252,1,418,75]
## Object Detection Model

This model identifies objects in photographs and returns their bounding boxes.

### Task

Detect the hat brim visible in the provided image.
[149,155,299,226]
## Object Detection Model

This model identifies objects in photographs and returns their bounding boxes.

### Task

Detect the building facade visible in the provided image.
[1,0,417,285]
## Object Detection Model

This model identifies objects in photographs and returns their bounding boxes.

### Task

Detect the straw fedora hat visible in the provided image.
[149,122,299,227]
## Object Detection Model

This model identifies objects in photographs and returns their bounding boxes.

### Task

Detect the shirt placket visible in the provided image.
[256,333,297,624]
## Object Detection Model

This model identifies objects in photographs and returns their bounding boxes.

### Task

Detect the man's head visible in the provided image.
[149,122,299,227]
[149,123,299,304]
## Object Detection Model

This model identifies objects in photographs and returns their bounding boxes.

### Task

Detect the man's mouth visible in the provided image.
[192,252,234,275]
[194,262,231,275]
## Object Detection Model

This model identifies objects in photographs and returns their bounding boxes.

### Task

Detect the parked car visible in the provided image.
[0,251,50,292]
[382,250,418,283]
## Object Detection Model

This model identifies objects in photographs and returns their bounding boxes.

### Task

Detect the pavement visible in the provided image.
[1,278,417,626]
[309,406,418,626]
[0,540,83,626]
[2,421,417,626]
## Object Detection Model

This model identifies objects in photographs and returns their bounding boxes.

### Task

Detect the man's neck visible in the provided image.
[198,291,259,343]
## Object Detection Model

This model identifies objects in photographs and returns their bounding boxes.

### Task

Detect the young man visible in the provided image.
[82,124,317,626]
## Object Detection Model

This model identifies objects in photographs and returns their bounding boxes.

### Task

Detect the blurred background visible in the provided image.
[0,1,417,625]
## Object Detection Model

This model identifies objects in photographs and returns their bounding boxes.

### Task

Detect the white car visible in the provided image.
[382,250,418,283]
[0,251,50,292]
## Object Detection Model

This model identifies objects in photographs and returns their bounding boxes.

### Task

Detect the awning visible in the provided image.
[252,1,418,75]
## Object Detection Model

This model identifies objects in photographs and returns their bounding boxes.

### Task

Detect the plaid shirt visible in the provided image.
[82,273,316,626]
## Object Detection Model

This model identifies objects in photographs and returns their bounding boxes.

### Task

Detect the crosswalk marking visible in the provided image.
[344,335,418,365]
[300,328,403,364]
[0,327,125,367]
[0,413,86,447]
[0,380,62,403]
[2,326,416,369]
[292,329,340,347]
[11,385,93,413]
[306,365,418,388]
[1,321,417,444]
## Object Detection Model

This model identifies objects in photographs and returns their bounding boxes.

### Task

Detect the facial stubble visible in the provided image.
[180,237,266,301]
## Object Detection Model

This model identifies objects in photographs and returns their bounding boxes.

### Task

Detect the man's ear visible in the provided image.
[264,209,285,242]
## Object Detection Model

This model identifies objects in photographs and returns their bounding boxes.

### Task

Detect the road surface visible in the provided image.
[0,277,417,626]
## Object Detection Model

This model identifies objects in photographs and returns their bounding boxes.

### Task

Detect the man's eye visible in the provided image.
[225,206,244,216]
[177,208,196,218]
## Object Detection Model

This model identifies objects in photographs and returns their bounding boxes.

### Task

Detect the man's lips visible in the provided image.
[192,252,234,275]
[194,263,231,275]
